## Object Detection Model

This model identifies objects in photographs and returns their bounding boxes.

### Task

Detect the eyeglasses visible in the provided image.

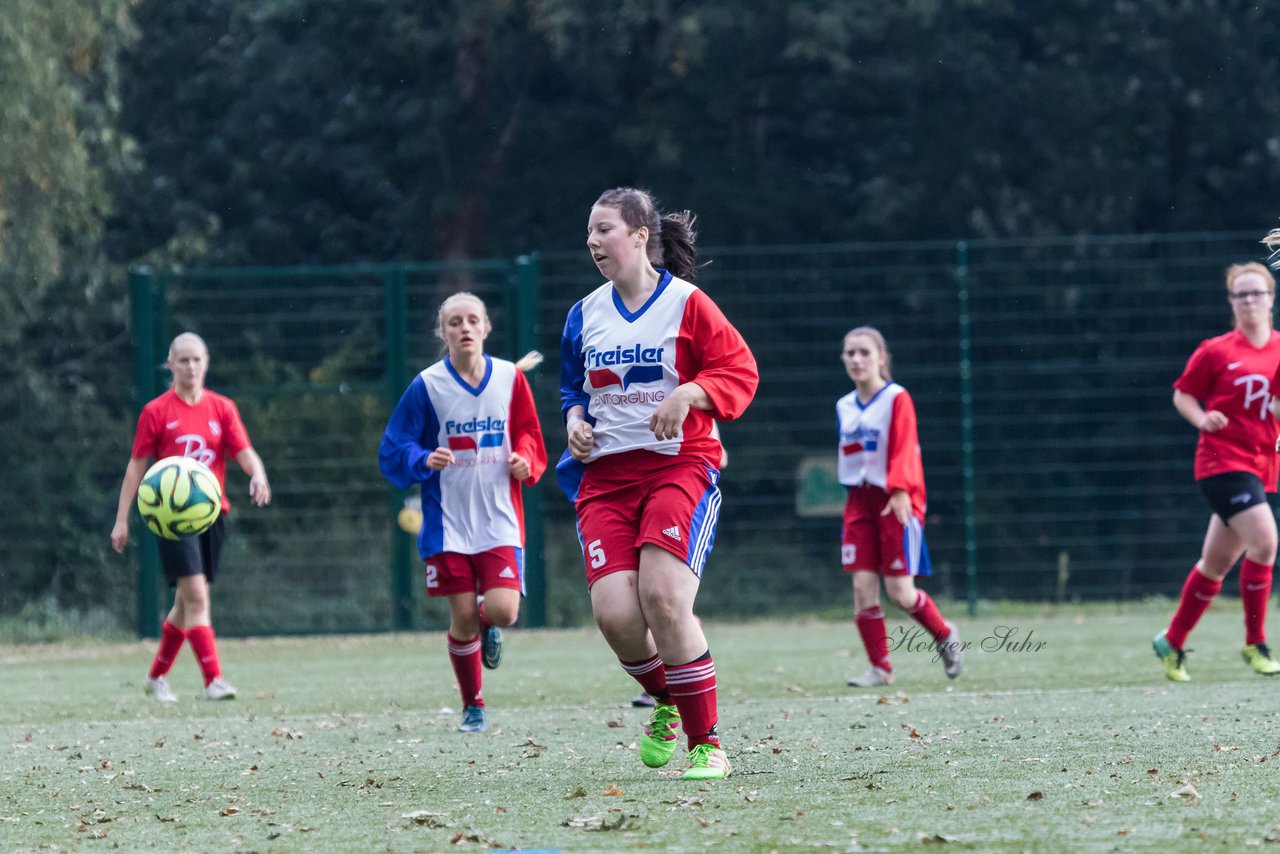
[1229,290,1271,301]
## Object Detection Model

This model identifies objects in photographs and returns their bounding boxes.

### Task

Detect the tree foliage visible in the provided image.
[107,0,1280,266]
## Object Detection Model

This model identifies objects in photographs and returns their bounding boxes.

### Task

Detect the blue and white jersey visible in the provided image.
[379,355,546,559]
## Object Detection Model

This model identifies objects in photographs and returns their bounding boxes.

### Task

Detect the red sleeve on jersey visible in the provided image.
[508,370,547,486]
[1174,340,1217,400]
[130,400,161,460]
[218,396,253,459]
[676,289,759,421]
[885,391,927,514]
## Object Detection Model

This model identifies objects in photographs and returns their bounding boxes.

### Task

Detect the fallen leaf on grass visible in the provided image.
[918,832,952,844]
[1169,783,1200,805]
[606,718,625,728]
[220,807,240,817]
[402,811,449,828]
[271,728,303,740]
[602,784,623,796]
[154,815,175,823]
[1026,792,1044,801]
[565,787,587,799]
[563,813,628,831]
[1212,744,1240,752]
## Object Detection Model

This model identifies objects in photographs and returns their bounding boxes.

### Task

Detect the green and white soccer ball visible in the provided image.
[137,456,222,539]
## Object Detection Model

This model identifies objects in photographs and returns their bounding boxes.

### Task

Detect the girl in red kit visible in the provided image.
[111,332,271,702]
[1154,261,1280,681]
[838,327,963,688]
[558,187,758,780]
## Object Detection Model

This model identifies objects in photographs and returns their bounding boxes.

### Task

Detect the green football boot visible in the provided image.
[1242,643,1280,675]
[681,743,732,781]
[639,702,680,768]
[1152,631,1190,682]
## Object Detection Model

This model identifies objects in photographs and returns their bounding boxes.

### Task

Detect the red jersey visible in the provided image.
[1173,328,1280,488]
[130,388,253,511]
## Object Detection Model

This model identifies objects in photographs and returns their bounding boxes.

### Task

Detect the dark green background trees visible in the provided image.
[5,0,1279,630]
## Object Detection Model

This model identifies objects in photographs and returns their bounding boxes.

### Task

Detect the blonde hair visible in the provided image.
[1224,261,1275,295]
[167,331,208,362]
[1263,229,1280,270]
[844,326,892,381]
[435,292,491,343]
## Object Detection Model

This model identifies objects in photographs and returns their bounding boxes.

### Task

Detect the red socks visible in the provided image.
[666,651,719,749]
[447,634,484,708]
[907,590,950,642]
[1240,558,1273,646]
[619,654,672,705]
[149,620,186,679]
[855,606,892,671]
[1166,567,1222,650]
[185,625,222,686]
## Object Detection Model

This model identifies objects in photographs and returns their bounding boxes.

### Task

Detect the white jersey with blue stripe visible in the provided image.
[381,357,523,558]
[562,274,693,460]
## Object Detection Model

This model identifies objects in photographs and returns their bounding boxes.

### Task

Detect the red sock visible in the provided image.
[907,590,950,642]
[855,606,892,671]
[619,654,672,705]
[666,651,719,750]
[149,620,186,679]
[447,634,484,708]
[1240,558,1273,646]
[185,625,222,686]
[1166,566,1222,650]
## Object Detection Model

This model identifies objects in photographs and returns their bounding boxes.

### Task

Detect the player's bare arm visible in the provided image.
[235,447,272,506]
[1173,389,1226,433]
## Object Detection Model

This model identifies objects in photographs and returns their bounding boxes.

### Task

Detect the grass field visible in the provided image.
[4,601,1280,853]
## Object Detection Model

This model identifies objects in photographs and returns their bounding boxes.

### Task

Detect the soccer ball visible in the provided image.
[137,456,222,539]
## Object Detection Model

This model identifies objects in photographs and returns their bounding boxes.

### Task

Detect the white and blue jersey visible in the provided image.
[557,269,758,500]
[379,355,546,560]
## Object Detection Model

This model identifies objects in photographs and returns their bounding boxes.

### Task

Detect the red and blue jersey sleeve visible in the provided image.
[559,300,592,421]
[378,374,443,489]
[508,369,547,486]
[676,288,758,422]
[885,390,927,516]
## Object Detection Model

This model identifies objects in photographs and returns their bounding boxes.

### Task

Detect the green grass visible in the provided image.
[4,602,1280,852]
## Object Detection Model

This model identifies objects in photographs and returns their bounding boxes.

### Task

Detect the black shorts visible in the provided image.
[156,517,226,586]
[1197,471,1268,522]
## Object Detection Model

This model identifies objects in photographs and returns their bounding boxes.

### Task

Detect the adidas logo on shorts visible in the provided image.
[890,558,904,570]
[662,525,681,541]
[499,566,516,579]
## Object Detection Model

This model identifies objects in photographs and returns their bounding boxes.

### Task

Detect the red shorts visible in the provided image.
[575,452,722,588]
[840,485,932,577]
[423,546,524,597]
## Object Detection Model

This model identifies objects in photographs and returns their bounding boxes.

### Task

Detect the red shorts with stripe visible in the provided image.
[575,451,722,588]
[423,546,524,597]
[840,485,931,577]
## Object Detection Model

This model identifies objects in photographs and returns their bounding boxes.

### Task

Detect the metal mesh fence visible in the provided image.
[110,231,1273,635]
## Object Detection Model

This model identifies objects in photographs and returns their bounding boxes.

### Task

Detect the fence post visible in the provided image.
[955,242,979,618]
[385,268,415,631]
[129,267,162,639]
[514,254,547,628]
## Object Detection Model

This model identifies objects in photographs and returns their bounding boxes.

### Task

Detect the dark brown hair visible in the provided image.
[593,187,704,280]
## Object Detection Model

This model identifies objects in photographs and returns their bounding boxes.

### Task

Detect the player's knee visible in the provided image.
[485,602,519,627]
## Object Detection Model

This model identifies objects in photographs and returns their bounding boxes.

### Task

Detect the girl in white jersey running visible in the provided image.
[837,327,963,688]
[379,292,547,733]
[558,187,758,781]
